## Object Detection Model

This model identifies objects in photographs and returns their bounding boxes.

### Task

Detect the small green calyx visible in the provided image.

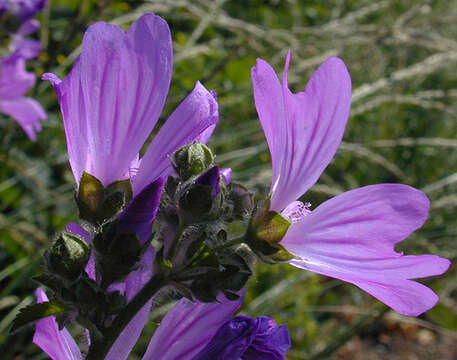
[173,142,214,180]
[45,232,90,281]
[76,172,132,225]
[246,207,295,263]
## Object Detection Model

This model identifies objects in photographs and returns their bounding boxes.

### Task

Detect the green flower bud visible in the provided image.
[46,233,90,281]
[173,143,214,180]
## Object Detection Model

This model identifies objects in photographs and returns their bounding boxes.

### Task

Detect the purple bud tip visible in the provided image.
[118,178,164,244]
[195,165,221,197]
[220,168,232,184]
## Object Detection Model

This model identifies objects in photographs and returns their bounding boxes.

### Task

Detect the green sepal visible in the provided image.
[11,300,70,332]
[78,172,104,215]
[76,172,132,225]
[246,207,295,263]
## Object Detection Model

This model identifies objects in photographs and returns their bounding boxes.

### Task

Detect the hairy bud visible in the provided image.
[45,232,90,281]
[173,142,214,180]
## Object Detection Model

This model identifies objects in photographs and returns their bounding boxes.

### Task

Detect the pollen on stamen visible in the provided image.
[281,201,311,223]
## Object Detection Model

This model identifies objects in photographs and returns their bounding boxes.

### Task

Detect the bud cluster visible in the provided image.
[155,143,257,302]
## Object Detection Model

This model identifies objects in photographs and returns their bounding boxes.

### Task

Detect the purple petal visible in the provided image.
[16,19,40,35]
[282,184,451,316]
[118,178,164,244]
[33,289,82,360]
[0,97,46,140]
[245,318,291,360]
[195,166,220,197]
[251,53,352,211]
[142,295,242,360]
[0,54,35,98]
[220,168,232,184]
[44,13,172,186]
[192,315,257,360]
[10,37,41,59]
[106,246,155,360]
[194,316,291,360]
[8,0,47,21]
[133,81,218,195]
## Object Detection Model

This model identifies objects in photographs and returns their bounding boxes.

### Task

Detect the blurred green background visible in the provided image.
[1,0,457,358]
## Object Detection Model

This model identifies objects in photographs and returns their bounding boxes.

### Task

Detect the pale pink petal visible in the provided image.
[142,295,242,360]
[283,184,451,316]
[252,53,352,211]
[0,97,46,140]
[33,289,82,360]
[133,81,218,195]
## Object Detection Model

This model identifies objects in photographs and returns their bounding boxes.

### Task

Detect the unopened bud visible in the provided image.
[46,232,90,281]
[173,143,214,180]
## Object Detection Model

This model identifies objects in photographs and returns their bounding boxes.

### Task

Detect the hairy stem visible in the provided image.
[86,273,168,360]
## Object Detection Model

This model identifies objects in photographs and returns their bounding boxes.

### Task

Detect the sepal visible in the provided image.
[76,172,132,226]
[246,204,295,264]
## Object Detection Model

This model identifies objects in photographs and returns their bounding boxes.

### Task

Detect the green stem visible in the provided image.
[86,273,168,360]
[212,236,245,252]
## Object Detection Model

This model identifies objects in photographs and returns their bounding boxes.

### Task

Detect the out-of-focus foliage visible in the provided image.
[1,0,457,359]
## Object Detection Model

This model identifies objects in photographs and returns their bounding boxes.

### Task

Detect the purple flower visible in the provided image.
[0,51,46,140]
[43,13,218,194]
[142,294,290,360]
[192,316,291,360]
[251,51,451,316]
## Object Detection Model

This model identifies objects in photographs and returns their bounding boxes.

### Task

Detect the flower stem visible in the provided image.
[86,273,168,360]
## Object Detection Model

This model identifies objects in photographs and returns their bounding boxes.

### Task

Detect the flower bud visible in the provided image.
[46,232,90,281]
[173,142,214,181]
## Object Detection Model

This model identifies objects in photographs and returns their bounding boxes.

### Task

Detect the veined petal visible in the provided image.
[44,13,172,186]
[142,295,242,360]
[106,246,155,360]
[282,184,451,316]
[0,97,46,141]
[33,289,82,360]
[134,81,218,195]
[251,53,351,211]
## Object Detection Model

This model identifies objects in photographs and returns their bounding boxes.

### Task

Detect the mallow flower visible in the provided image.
[251,51,451,316]
[43,13,218,196]
[0,50,46,140]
